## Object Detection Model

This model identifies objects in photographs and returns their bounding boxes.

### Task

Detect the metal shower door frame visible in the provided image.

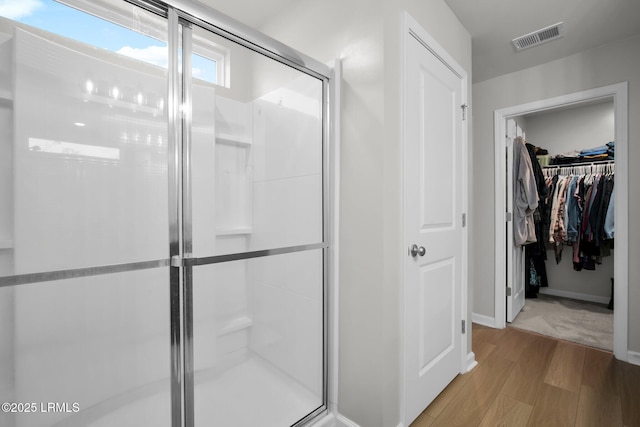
[161,3,334,426]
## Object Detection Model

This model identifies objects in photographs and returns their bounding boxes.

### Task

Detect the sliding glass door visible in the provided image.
[182,21,326,426]
[0,1,172,426]
[0,1,329,426]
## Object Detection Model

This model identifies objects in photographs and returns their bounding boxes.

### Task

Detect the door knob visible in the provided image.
[409,244,426,257]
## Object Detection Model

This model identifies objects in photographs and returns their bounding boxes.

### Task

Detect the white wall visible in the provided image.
[255,1,471,425]
[472,35,640,352]
[525,101,614,156]
[524,101,615,301]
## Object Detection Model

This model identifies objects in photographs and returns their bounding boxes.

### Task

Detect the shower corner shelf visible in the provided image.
[0,90,13,104]
[218,316,252,336]
[0,239,14,249]
[215,133,252,147]
[216,226,252,236]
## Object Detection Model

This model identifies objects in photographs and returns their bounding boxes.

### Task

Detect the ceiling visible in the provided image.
[444,0,640,83]
[198,0,640,84]
[198,0,294,29]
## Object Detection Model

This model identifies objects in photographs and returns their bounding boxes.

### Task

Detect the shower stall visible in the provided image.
[0,1,332,426]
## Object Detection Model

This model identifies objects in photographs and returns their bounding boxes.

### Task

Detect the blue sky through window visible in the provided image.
[0,0,217,83]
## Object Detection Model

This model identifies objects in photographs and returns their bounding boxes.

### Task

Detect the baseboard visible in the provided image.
[466,351,478,372]
[628,351,640,367]
[472,312,496,328]
[309,412,361,427]
[333,414,400,427]
[538,288,610,305]
[335,413,361,427]
[310,413,337,427]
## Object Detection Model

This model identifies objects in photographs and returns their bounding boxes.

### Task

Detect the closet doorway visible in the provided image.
[493,83,629,361]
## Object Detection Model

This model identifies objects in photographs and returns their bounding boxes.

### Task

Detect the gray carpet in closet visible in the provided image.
[510,293,613,351]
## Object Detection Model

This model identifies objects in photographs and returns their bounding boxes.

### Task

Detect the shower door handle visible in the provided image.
[409,244,426,257]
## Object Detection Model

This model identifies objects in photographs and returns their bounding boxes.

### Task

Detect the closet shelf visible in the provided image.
[215,226,252,236]
[0,239,14,249]
[215,133,252,147]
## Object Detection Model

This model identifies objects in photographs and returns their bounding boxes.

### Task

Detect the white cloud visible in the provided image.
[117,45,168,68]
[0,0,44,20]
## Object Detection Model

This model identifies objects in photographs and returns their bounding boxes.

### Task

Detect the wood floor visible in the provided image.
[410,324,640,427]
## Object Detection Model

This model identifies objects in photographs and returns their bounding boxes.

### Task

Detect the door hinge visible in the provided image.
[506,212,513,222]
[506,287,512,297]
[461,319,466,334]
[462,213,467,227]
[461,104,468,121]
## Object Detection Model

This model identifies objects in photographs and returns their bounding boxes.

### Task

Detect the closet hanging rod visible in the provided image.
[542,160,615,177]
[542,159,615,169]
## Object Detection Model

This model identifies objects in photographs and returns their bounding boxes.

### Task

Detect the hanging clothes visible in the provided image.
[563,175,581,243]
[604,190,615,239]
[513,136,539,247]
[549,176,570,263]
[524,142,549,297]
[542,162,615,272]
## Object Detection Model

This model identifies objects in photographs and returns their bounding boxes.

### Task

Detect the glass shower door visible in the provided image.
[0,1,330,425]
[0,2,173,426]
[182,22,327,427]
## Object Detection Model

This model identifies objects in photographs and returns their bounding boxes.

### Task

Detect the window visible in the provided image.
[1,0,228,86]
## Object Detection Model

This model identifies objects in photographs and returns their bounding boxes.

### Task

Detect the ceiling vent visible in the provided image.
[512,22,565,51]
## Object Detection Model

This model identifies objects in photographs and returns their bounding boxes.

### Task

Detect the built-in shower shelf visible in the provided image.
[0,90,13,104]
[216,226,252,236]
[0,239,14,249]
[215,133,252,147]
[218,316,252,336]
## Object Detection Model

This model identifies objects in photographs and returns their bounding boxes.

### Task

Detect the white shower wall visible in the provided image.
[192,92,252,373]
[0,29,15,275]
[0,30,14,420]
[249,79,323,396]
[197,78,324,396]
[5,26,172,427]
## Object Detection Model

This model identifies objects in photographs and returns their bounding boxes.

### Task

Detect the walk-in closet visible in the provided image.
[508,99,616,352]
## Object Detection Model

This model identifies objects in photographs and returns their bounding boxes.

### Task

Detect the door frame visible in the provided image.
[505,119,526,322]
[400,12,471,426]
[493,83,629,361]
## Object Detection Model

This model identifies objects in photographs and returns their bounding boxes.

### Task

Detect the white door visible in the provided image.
[506,119,526,322]
[404,33,464,424]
